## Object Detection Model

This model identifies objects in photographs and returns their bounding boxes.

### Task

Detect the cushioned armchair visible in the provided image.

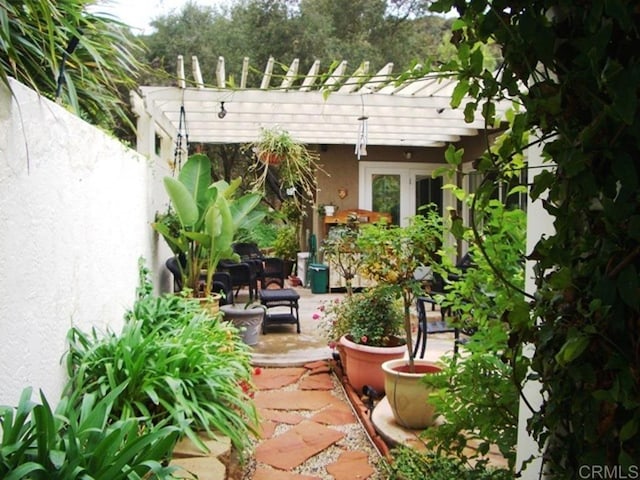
[218,259,259,301]
[232,242,287,289]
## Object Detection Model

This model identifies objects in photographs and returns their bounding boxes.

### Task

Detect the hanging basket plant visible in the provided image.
[248,126,327,209]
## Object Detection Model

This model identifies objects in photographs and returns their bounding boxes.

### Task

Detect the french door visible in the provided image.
[358,162,448,226]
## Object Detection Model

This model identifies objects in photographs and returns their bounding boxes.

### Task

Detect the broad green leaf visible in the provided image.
[164,177,198,227]
[451,79,469,108]
[555,335,590,365]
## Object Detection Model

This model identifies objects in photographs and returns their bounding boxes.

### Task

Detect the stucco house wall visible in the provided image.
[0,79,168,406]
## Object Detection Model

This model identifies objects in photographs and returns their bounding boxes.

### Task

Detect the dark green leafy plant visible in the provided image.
[428,0,640,474]
[0,386,179,480]
[272,224,299,261]
[383,445,511,480]
[315,285,404,348]
[421,199,527,471]
[64,274,259,457]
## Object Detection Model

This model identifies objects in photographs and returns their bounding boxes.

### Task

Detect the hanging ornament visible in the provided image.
[355,115,368,159]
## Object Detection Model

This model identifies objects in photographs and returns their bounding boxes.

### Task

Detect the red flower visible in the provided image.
[360,335,368,343]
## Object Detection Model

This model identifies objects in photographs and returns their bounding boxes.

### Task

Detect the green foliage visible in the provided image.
[152,153,264,295]
[382,446,511,480]
[272,224,299,260]
[64,274,259,458]
[250,127,322,211]
[420,200,527,471]
[0,0,144,132]
[142,0,455,89]
[0,386,179,480]
[314,285,404,348]
[430,0,640,474]
[320,225,362,295]
[357,208,443,366]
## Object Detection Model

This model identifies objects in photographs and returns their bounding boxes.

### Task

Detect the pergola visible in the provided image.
[131,55,507,154]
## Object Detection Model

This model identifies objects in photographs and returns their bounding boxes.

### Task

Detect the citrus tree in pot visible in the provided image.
[315,285,405,394]
[152,153,264,307]
[357,206,444,428]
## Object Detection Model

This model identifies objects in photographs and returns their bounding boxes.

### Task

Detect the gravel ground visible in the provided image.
[237,371,388,480]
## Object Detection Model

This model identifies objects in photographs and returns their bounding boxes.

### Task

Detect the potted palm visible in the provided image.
[357,207,444,428]
[152,153,264,309]
[314,285,405,394]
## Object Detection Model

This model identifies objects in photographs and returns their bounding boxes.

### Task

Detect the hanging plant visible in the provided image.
[248,126,327,210]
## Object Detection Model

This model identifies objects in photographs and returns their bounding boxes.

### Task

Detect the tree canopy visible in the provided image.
[140,0,453,88]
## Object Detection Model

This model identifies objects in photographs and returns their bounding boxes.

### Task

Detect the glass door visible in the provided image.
[359,162,447,226]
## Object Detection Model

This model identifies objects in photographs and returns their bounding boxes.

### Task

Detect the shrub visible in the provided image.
[0,386,179,480]
[382,446,511,480]
[314,286,404,348]
[64,276,259,458]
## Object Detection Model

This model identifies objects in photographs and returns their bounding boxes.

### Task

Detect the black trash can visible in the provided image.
[309,263,329,294]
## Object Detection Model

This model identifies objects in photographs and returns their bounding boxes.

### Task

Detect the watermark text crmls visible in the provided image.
[579,465,639,479]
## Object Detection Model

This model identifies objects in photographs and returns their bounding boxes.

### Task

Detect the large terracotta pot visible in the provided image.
[338,335,405,395]
[382,358,442,429]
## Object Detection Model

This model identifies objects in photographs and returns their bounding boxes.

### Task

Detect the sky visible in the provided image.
[93,0,232,33]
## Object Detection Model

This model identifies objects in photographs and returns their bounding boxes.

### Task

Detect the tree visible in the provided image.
[430,0,640,476]
[0,0,144,132]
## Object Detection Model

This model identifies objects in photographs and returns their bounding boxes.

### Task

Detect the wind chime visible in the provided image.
[355,96,368,160]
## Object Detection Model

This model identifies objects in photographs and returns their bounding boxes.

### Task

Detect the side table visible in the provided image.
[259,288,301,334]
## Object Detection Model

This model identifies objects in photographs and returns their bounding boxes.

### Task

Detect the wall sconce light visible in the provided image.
[338,187,348,199]
[218,102,227,119]
[404,150,413,160]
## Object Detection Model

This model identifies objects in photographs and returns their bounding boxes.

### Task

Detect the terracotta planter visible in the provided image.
[338,335,405,395]
[197,293,222,316]
[258,151,282,165]
[220,304,264,346]
[382,358,442,429]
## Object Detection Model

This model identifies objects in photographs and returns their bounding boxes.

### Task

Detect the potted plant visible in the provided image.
[152,153,264,309]
[249,126,324,211]
[321,203,337,217]
[320,224,362,296]
[315,285,405,394]
[357,207,444,428]
[272,224,299,277]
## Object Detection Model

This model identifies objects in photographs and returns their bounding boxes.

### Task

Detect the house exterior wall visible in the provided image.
[0,79,167,407]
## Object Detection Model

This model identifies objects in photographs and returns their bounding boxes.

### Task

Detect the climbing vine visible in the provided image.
[430,0,640,476]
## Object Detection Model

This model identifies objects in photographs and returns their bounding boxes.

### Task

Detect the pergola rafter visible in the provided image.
[133,55,507,151]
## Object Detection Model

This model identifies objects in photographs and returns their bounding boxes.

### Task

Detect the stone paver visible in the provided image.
[252,367,307,390]
[258,408,304,425]
[309,401,355,425]
[254,389,338,410]
[252,467,321,480]
[326,450,376,480]
[254,420,345,470]
[299,372,334,390]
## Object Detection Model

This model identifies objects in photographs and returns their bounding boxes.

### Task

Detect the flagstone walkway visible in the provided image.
[235,361,387,480]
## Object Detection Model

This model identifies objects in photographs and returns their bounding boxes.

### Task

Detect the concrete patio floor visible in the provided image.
[242,285,457,368]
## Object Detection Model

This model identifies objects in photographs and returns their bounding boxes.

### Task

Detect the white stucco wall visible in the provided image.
[0,79,167,407]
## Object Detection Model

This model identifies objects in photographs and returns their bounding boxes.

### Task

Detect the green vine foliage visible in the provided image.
[430,0,640,475]
[423,199,527,471]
